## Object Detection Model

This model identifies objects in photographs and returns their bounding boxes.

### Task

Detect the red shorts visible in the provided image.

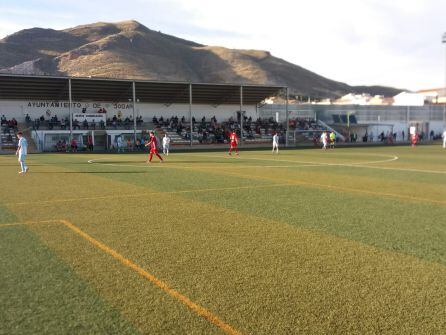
[149,148,158,154]
[230,142,237,148]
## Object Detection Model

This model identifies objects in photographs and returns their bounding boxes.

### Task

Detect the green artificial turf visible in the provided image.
[0,212,138,334]
[1,145,445,334]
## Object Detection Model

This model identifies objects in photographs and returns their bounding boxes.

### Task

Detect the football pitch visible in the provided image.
[1,145,446,334]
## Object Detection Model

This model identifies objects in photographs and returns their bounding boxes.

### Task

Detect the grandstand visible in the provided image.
[2,74,445,153]
[0,74,287,152]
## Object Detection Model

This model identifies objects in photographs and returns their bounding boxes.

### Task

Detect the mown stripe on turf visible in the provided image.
[26,202,446,334]
[80,156,446,207]
[4,183,289,207]
[178,164,446,206]
[0,218,139,334]
[0,219,61,228]
[59,219,242,335]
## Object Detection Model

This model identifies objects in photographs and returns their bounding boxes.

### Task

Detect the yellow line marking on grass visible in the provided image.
[0,220,61,228]
[5,183,289,206]
[59,219,242,335]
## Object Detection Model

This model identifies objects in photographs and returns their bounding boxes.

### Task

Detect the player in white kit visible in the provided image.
[320,131,328,150]
[162,134,171,155]
[272,132,279,154]
[442,129,446,149]
[16,132,28,174]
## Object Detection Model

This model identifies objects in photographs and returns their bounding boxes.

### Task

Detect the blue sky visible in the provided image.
[0,0,445,90]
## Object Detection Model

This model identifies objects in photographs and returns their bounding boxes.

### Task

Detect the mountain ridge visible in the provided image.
[0,20,403,98]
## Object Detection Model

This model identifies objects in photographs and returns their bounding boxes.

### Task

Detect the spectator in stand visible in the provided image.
[87,135,94,152]
[61,139,67,151]
[83,119,89,129]
[127,138,133,151]
[82,107,87,113]
[71,138,78,152]
[25,114,31,124]
[56,140,63,152]
[11,118,18,129]
[73,119,80,130]
[1,115,6,125]
[40,115,45,122]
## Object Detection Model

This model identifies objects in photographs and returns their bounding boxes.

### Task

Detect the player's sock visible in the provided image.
[149,153,153,162]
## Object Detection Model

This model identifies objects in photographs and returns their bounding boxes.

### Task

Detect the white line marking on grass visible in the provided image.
[87,155,446,175]
[191,153,399,166]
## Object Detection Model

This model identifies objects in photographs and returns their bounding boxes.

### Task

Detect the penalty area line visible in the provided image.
[59,219,242,335]
[0,218,243,335]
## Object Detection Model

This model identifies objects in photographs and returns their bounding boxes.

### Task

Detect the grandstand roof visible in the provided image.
[0,74,284,105]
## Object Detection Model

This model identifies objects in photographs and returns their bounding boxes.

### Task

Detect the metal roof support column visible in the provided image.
[285,87,289,147]
[240,85,243,146]
[69,78,73,144]
[132,81,137,144]
[189,84,193,146]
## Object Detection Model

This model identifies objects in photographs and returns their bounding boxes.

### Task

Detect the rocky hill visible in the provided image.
[0,20,402,98]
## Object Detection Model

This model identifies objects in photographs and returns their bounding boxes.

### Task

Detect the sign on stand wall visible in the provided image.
[72,113,106,123]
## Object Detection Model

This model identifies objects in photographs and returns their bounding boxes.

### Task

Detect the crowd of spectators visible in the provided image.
[1,115,18,146]
[106,115,143,129]
[152,115,286,144]
[1,114,18,130]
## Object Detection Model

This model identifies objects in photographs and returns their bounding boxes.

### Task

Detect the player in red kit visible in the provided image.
[411,133,418,147]
[145,132,164,163]
[228,131,239,155]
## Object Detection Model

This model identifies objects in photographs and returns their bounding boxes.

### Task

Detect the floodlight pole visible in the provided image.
[132,81,137,144]
[442,33,446,126]
[68,78,73,143]
[285,87,289,147]
[189,83,193,146]
[240,85,243,146]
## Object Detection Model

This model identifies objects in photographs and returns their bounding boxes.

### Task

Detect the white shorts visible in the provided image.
[272,142,279,148]
[18,153,27,162]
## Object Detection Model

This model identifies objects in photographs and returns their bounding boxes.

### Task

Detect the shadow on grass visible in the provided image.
[92,160,233,164]
[30,171,150,174]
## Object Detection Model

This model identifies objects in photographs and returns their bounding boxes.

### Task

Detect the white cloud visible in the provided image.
[0,0,445,90]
